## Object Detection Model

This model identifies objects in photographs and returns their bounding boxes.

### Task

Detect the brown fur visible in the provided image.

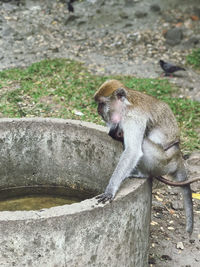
[95,79,179,147]
[94,80,124,101]
[95,79,164,109]
[95,80,194,233]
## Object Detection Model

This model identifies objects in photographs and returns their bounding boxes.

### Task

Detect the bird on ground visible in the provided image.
[67,0,76,13]
[159,59,186,76]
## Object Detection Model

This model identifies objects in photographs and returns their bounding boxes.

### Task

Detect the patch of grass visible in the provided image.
[0,58,199,152]
[186,48,200,69]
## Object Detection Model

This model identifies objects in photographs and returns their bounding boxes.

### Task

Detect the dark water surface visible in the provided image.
[0,195,81,211]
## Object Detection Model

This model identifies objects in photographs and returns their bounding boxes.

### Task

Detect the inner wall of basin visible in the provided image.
[0,118,123,210]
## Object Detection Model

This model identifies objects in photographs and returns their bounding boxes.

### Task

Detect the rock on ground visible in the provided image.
[0,0,200,266]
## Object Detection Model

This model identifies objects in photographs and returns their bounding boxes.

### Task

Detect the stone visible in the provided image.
[2,25,15,37]
[150,4,161,13]
[119,11,128,19]
[165,28,183,46]
[124,23,133,28]
[135,11,148,19]
[188,36,199,45]
[0,118,152,267]
[171,200,183,211]
[125,0,136,6]
[2,3,18,12]
[64,14,79,25]
[161,255,172,261]
[183,36,199,49]
[193,7,200,18]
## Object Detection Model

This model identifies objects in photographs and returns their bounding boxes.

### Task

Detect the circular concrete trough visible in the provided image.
[0,118,152,267]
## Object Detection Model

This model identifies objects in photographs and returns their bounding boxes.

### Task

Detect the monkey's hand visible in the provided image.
[96,192,113,204]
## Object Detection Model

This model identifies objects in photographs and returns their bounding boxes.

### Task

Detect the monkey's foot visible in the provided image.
[96,192,113,204]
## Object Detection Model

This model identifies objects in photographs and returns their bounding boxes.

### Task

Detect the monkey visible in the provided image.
[94,79,195,234]
[109,126,200,187]
[108,124,124,143]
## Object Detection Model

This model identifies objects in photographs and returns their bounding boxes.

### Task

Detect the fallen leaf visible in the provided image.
[176,22,183,27]
[151,221,158,226]
[35,81,42,85]
[155,195,163,202]
[169,209,175,215]
[72,110,84,116]
[192,193,200,200]
[191,15,199,21]
[176,241,184,250]
[162,29,167,36]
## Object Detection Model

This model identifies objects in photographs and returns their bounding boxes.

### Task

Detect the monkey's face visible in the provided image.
[97,97,110,122]
[97,96,123,124]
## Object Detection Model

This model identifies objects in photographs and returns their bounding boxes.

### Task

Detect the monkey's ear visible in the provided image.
[115,88,127,100]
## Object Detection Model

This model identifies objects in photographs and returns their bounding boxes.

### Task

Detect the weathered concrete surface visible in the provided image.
[0,118,152,267]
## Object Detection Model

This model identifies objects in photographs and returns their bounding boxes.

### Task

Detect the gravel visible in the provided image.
[0,1,200,266]
[0,0,200,101]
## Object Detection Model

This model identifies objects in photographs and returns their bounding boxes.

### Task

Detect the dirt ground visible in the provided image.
[149,151,200,267]
[0,0,200,266]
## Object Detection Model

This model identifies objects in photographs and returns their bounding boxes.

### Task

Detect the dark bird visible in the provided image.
[67,1,74,13]
[159,60,186,76]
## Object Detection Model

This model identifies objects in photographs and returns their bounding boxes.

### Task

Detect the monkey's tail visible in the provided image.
[155,176,200,187]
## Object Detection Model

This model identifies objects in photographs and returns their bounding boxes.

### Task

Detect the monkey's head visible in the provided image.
[94,80,128,124]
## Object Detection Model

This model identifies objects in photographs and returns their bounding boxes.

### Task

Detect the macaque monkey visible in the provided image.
[109,127,200,187]
[94,79,197,234]
[108,124,124,143]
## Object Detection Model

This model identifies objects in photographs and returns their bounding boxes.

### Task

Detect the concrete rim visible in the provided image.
[0,118,146,221]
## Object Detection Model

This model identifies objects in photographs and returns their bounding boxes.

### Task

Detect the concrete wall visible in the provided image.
[0,118,122,193]
[0,118,152,267]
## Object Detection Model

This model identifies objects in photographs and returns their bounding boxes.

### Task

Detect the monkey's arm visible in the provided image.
[97,116,146,203]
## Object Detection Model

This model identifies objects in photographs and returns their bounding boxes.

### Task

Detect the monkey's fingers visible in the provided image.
[96,193,113,204]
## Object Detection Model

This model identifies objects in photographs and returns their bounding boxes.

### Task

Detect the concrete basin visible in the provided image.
[0,118,151,267]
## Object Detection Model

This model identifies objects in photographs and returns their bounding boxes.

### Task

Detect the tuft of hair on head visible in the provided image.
[94,80,125,101]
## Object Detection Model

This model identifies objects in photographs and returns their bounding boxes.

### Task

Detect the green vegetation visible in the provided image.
[0,58,199,152]
[186,48,200,69]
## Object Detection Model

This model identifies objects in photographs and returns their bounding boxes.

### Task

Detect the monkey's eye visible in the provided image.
[115,88,126,100]
[98,102,105,107]
[97,102,106,115]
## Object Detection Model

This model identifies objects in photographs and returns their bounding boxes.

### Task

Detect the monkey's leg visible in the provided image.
[142,140,193,233]
[140,138,170,175]
[170,163,193,234]
[142,139,193,233]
